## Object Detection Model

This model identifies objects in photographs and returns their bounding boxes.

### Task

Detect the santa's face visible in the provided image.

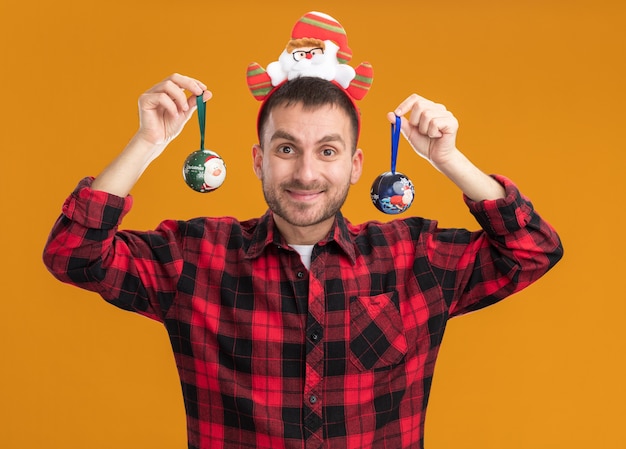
[253,102,362,242]
[278,40,340,81]
[402,188,414,205]
[203,157,226,189]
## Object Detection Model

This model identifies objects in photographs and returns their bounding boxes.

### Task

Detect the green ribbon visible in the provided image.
[196,94,206,150]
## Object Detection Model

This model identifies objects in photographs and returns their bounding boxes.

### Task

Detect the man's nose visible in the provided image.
[306,53,313,60]
[293,152,318,183]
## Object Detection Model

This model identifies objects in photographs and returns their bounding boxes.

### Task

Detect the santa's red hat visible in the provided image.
[290,11,352,64]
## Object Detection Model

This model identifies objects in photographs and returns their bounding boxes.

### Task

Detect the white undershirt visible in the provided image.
[289,244,315,270]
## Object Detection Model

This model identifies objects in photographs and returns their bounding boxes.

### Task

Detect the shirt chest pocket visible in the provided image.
[349,291,408,371]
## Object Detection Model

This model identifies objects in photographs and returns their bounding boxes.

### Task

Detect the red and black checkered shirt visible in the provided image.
[43,175,562,449]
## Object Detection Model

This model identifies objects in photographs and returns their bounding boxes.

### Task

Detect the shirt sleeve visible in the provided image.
[426,175,563,317]
[42,177,184,322]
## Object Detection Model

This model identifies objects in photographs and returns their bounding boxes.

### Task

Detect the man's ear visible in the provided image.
[252,144,263,180]
[350,148,364,184]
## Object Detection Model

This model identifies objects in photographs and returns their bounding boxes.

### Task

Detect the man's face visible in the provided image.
[253,102,363,239]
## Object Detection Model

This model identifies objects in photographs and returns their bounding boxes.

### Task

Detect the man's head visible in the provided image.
[257,77,360,152]
[252,77,363,244]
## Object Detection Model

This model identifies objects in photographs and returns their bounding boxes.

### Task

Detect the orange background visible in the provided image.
[1,0,624,447]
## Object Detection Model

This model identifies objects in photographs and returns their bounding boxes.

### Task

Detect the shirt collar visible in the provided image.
[245,210,358,265]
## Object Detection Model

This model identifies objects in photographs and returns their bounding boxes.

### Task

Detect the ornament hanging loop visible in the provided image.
[196,94,206,151]
[391,115,401,174]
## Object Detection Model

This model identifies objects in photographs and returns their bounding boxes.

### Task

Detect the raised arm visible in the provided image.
[92,73,211,197]
[388,94,505,201]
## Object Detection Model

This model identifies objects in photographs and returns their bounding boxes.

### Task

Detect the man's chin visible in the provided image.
[274,207,336,229]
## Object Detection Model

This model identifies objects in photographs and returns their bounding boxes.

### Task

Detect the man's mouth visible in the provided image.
[286,189,323,202]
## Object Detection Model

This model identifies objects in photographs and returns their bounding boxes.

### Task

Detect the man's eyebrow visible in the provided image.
[269,130,346,146]
[317,133,345,146]
[270,130,299,143]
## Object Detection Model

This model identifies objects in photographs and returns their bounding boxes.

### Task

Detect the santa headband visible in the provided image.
[246,11,373,139]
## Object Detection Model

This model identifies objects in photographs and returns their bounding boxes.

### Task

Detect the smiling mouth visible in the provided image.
[286,189,325,202]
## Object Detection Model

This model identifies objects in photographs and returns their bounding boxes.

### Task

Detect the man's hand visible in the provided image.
[136,73,212,148]
[388,94,505,201]
[91,74,211,197]
[387,94,459,170]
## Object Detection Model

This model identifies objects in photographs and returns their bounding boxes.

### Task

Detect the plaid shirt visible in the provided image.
[43,175,562,449]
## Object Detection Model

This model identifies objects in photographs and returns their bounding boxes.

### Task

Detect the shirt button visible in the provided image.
[310,331,320,341]
[297,271,304,278]
[309,395,318,404]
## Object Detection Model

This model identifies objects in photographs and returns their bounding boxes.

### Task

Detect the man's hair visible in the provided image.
[257,77,360,151]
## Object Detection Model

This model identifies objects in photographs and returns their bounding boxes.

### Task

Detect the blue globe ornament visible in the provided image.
[182,149,226,193]
[370,171,415,214]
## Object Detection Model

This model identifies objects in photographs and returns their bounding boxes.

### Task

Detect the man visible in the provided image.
[43,73,563,448]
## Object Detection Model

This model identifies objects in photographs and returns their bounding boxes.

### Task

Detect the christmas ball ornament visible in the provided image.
[370,171,415,214]
[182,94,226,193]
[182,149,226,193]
[370,115,415,214]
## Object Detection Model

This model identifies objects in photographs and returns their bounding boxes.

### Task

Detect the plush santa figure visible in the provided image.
[201,155,226,192]
[247,11,373,101]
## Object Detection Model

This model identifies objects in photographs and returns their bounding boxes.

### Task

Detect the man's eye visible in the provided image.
[322,148,336,157]
[279,145,294,154]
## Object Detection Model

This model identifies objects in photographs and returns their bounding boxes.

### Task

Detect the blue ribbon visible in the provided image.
[391,115,401,174]
[197,94,206,150]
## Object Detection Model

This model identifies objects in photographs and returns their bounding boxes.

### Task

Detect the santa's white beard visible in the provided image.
[278,41,341,81]
[287,57,335,81]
